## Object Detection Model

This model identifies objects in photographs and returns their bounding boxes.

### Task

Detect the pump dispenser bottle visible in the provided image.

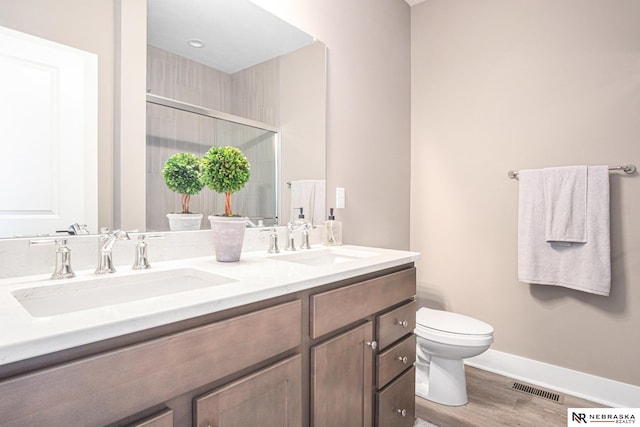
[294,207,305,226]
[322,208,342,246]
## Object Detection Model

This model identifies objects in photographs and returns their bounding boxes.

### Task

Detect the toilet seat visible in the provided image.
[415,308,493,347]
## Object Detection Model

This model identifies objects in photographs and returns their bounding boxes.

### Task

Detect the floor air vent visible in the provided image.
[510,381,564,404]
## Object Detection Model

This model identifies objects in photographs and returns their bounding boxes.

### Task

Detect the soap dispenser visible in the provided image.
[322,208,342,246]
[295,207,305,226]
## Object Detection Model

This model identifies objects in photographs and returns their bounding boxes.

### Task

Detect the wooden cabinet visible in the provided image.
[310,268,416,339]
[377,300,417,349]
[377,334,416,388]
[0,263,416,427]
[311,322,375,427]
[377,367,416,427]
[195,355,302,427]
[310,267,416,427]
[0,300,302,426]
[375,301,416,426]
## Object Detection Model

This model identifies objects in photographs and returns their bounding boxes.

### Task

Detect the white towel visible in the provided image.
[518,166,611,296]
[313,180,326,226]
[543,165,587,244]
[290,179,325,225]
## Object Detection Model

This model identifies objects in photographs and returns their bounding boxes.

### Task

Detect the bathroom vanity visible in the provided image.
[0,245,419,426]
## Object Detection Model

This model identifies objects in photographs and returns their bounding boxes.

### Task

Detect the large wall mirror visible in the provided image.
[0,0,326,239]
[145,0,327,231]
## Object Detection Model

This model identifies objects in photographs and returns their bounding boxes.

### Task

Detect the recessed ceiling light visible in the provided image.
[187,39,205,48]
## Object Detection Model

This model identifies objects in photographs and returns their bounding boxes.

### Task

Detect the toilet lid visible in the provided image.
[416,308,493,336]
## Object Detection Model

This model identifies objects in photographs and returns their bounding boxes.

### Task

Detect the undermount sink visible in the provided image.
[12,268,236,317]
[270,247,377,267]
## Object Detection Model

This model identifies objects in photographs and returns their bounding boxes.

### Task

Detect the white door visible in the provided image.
[0,25,97,237]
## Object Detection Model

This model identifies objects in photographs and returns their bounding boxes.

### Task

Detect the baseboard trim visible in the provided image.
[465,349,640,408]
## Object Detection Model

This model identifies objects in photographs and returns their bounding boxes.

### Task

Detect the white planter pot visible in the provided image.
[208,215,248,262]
[166,213,203,231]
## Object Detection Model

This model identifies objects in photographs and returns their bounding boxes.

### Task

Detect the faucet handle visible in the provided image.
[52,239,76,279]
[30,238,75,279]
[285,223,296,251]
[261,228,280,254]
[132,235,150,270]
[29,238,58,247]
[300,225,311,249]
[132,233,165,270]
[67,223,90,235]
[112,229,131,240]
[143,233,165,240]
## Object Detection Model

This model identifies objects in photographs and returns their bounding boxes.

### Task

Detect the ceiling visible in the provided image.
[147,0,315,74]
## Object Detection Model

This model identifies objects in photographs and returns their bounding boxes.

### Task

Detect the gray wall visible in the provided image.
[411,0,640,386]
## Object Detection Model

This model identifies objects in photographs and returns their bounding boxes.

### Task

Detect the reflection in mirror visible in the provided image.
[146,96,278,231]
[146,0,326,231]
[0,0,326,238]
[0,25,97,239]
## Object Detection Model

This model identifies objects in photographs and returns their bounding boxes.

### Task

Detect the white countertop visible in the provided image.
[0,245,419,365]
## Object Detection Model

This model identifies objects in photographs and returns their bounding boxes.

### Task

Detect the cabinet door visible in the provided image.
[311,322,375,427]
[194,355,302,427]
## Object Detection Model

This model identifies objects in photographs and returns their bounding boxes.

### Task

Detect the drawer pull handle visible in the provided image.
[366,340,378,350]
[397,355,408,364]
[396,320,409,328]
[396,408,407,417]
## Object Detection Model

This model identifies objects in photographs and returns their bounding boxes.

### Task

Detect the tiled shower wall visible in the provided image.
[146,46,279,231]
[147,45,279,124]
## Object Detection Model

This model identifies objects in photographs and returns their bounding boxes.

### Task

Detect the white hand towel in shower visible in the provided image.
[543,165,587,244]
[290,179,325,225]
[518,166,611,296]
[312,180,326,226]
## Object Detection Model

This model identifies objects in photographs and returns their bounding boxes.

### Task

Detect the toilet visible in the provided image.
[415,307,494,406]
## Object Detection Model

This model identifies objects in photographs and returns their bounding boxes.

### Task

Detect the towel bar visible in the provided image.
[507,164,636,179]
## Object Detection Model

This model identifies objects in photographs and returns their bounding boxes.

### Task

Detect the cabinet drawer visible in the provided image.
[377,334,416,388]
[377,300,416,349]
[310,268,416,338]
[0,300,302,426]
[376,366,415,427]
[195,355,302,427]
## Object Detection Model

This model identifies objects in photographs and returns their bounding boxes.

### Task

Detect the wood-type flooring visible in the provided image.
[416,366,607,427]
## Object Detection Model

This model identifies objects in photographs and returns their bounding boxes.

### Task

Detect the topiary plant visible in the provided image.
[162,152,204,214]
[201,146,251,216]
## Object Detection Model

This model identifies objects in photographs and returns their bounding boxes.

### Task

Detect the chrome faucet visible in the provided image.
[261,228,280,253]
[51,239,76,279]
[132,233,165,270]
[300,223,311,249]
[30,238,76,279]
[286,222,312,251]
[95,228,130,274]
